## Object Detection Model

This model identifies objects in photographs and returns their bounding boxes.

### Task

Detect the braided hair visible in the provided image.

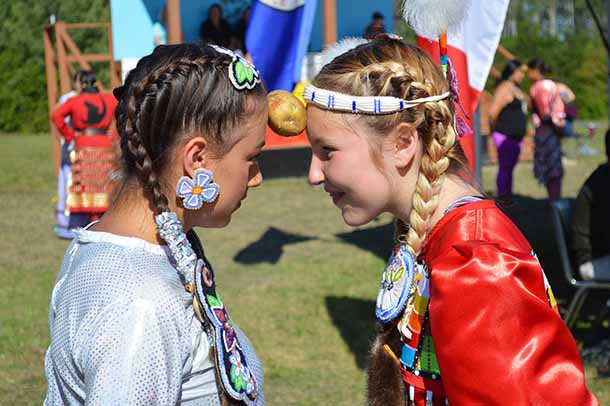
[114,43,266,217]
[312,37,470,405]
[113,43,265,406]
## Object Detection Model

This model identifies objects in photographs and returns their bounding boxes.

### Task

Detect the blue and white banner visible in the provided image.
[246,0,317,91]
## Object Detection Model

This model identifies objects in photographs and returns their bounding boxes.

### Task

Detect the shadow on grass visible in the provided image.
[325,296,377,370]
[336,222,394,261]
[234,227,315,265]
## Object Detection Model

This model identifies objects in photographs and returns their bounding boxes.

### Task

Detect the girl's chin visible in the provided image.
[341,206,375,227]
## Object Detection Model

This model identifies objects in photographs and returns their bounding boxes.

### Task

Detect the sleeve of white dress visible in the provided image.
[82,298,185,405]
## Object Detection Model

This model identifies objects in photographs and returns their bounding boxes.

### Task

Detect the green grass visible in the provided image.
[1,131,608,405]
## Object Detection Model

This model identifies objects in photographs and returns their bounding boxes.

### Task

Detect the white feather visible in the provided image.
[320,37,369,67]
[402,0,471,39]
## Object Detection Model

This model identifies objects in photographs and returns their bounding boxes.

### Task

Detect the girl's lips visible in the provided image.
[324,184,345,205]
[329,191,346,205]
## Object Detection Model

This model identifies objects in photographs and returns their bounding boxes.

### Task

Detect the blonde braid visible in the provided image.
[403,97,456,256]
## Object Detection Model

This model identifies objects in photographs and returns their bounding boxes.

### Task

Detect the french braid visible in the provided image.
[121,67,171,214]
[115,44,265,215]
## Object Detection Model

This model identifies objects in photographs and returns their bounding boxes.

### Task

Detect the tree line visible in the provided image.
[498,0,608,119]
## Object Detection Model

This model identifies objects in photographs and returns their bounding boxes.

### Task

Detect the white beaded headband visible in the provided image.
[303,84,450,114]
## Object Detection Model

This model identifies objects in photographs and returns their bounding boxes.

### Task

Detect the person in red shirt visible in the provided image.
[52,70,118,222]
[304,37,599,405]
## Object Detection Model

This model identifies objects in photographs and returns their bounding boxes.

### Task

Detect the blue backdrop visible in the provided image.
[111,0,394,60]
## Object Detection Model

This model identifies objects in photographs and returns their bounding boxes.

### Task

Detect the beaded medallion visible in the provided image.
[375,245,415,323]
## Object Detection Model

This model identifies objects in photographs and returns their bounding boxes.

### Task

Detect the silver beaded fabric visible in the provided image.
[44,227,265,405]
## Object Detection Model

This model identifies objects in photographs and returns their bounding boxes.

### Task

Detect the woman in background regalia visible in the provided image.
[52,70,118,223]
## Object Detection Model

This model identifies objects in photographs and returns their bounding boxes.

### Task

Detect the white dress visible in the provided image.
[44,228,264,405]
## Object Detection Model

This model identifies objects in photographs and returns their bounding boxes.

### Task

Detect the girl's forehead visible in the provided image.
[307,107,362,138]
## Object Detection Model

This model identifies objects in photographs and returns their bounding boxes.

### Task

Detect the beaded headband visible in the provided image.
[303,84,450,114]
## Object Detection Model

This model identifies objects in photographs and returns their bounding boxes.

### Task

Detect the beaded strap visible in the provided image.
[155,211,258,405]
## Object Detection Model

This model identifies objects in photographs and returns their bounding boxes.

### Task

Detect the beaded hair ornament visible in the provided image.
[209,44,262,90]
[154,44,262,405]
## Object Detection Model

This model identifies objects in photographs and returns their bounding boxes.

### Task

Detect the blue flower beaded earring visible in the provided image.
[176,168,220,210]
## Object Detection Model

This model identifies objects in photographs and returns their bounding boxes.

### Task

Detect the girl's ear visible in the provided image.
[181,136,210,176]
[392,123,420,169]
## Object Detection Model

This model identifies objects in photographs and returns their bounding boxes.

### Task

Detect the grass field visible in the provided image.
[1,130,609,405]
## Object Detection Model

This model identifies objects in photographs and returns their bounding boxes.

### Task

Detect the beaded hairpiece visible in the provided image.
[303,84,450,115]
[208,44,261,91]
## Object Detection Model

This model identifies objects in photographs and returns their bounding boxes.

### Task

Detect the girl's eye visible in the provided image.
[313,144,335,160]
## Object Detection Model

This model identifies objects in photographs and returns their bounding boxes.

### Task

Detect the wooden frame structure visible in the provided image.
[322,0,337,46]
[43,22,120,174]
[166,0,183,44]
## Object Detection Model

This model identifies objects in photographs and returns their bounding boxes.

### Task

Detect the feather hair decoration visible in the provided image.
[403,0,471,77]
[320,37,369,67]
[402,0,471,39]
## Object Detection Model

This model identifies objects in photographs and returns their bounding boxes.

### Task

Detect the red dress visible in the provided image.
[398,199,598,405]
[51,92,118,215]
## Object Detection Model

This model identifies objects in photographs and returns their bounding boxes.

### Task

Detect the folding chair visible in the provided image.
[550,200,610,329]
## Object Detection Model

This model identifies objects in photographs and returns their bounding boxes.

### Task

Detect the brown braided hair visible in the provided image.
[311,37,470,405]
[114,43,266,216]
[114,44,266,406]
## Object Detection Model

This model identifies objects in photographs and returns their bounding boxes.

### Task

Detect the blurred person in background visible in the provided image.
[200,3,232,48]
[54,70,89,239]
[528,58,565,202]
[571,129,610,281]
[51,70,118,224]
[488,59,528,204]
[364,12,386,40]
